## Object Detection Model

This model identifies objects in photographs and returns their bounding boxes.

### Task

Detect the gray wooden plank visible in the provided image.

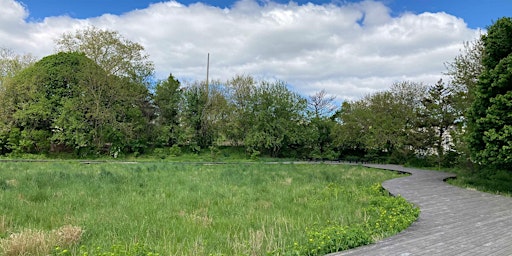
[327,164,512,256]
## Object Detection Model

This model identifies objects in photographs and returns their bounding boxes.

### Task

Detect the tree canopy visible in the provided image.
[0,52,152,156]
[468,17,512,169]
[1,20,509,169]
[55,26,154,85]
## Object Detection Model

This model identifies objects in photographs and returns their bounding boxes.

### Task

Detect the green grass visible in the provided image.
[0,162,417,255]
[445,167,512,196]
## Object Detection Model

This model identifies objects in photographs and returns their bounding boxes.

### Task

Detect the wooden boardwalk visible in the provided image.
[328,164,512,256]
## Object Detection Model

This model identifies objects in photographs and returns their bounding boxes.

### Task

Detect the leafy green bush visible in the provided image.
[152,148,168,159]
[168,144,182,157]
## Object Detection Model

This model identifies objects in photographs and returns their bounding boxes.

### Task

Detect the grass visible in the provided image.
[445,167,512,197]
[0,162,417,255]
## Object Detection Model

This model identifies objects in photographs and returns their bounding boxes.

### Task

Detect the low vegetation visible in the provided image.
[445,168,512,197]
[0,162,418,255]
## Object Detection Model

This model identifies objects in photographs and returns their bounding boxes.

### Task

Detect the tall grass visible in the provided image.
[446,167,512,196]
[0,162,408,255]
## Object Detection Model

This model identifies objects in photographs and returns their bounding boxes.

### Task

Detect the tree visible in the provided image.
[0,52,152,156]
[0,49,37,154]
[468,17,512,170]
[55,26,154,85]
[245,81,308,157]
[307,90,338,159]
[334,82,427,163]
[0,48,36,88]
[0,52,102,153]
[444,38,484,166]
[154,74,182,146]
[224,75,257,146]
[445,38,484,105]
[181,81,214,150]
[417,79,459,167]
[308,89,337,118]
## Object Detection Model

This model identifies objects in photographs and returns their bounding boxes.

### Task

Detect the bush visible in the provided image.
[152,148,168,159]
[168,144,182,157]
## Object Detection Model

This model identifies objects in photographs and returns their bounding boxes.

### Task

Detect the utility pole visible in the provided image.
[206,53,210,95]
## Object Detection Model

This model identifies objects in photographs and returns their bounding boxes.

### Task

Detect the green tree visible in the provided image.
[307,90,338,159]
[445,38,484,112]
[0,52,152,156]
[1,52,101,153]
[444,38,484,166]
[333,101,369,161]
[0,48,37,154]
[468,17,512,169]
[245,81,308,157]
[334,82,427,163]
[181,81,216,150]
[224,75,257,146]
[154,74,182,146]
[55,26,154,85]
[0,48,36,88]
[417,79,459,167]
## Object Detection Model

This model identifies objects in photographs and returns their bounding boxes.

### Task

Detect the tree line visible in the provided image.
[0,18,511,171]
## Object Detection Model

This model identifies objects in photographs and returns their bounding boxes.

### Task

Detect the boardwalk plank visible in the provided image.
[328,164,512,256]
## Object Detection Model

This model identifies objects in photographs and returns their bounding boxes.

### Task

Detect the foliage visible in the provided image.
[246,81,309,157]
[0,23,501,166]
[446,167,512,196]
[467,17,512,170]
[0,48,36,88]
[55,26,154,85]
[307,90,338,160]
[0,52,153,156]
[180,81,215,149]
[416,79,459,167]
[153,74,182,146]
[334,81,428,163]
[444,37,484,109]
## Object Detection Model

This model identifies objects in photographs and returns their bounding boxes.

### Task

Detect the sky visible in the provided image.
[1,0,509,101]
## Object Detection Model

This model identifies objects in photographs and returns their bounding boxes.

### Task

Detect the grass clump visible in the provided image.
[0,225,82,256]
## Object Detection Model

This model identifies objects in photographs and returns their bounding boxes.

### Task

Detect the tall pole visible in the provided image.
[206,53,210,94]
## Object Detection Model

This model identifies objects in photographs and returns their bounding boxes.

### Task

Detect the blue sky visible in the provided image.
[19,0,511,29]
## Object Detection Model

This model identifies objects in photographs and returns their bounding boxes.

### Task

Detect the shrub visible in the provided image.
[168,144,182,157]
[152,148,168,159]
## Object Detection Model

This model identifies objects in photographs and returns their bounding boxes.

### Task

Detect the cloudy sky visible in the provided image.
[1,0,508,101]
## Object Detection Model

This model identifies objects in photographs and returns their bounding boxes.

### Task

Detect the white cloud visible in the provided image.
[0,0,479,101]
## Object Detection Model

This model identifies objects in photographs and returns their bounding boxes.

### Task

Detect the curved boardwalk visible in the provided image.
[329,164,512,256]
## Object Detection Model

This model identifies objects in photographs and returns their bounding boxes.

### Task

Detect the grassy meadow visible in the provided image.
[0,162,418,255]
